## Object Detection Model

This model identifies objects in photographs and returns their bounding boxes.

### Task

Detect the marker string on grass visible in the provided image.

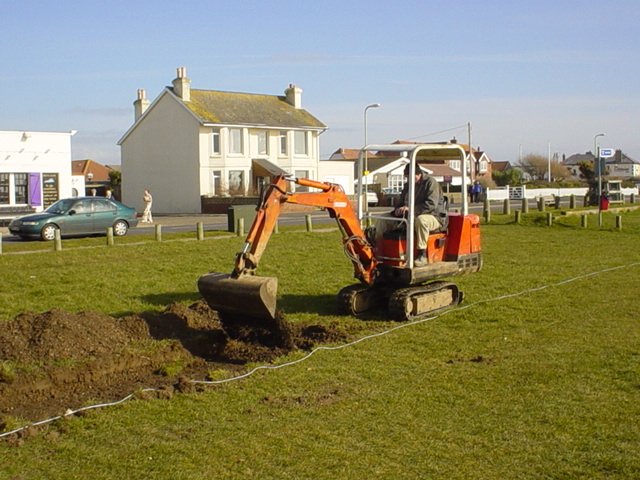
[2,261,638,440]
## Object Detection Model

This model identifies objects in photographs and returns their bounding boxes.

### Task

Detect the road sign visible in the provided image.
[599,148,615,158]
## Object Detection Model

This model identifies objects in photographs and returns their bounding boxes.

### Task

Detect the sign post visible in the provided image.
[597,147,615,223]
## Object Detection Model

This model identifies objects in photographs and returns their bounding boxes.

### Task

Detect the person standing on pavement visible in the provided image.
[141,188,153,223]
[472,181,482,203]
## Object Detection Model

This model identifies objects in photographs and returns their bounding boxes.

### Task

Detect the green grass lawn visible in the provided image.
[1,210,639,479]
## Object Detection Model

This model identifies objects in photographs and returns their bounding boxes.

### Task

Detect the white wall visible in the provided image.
[319,160,354,194]
[121,93,201,213]
[0,130,75,211]
[71,175,85,197]
[486,185,639,201]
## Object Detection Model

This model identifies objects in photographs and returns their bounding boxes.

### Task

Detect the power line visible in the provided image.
[405,123,469,141]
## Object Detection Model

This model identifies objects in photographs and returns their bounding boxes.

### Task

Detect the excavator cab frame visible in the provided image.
[356,143,469,268]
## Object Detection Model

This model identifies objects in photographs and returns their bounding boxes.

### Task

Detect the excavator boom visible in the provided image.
[198,175,377,321]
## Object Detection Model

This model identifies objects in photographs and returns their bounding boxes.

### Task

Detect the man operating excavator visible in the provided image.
[199,144,482,323]
[384,163,449,267]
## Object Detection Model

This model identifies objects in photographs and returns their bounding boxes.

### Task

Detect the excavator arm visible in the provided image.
[233,175,377,283]
[198,174,378,320]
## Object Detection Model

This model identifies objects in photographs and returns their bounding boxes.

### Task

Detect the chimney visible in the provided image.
[134,89,150,121]
[172,66,191,101]
[285,83,302,108]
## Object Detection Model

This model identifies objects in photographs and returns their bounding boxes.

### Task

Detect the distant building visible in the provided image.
[607,150,640,178]
[0,130,76,216]
[118,67,326,214]
[564,150,640,179]
[328,139,493,191]
[563,151,596,177]
[72,159,116,196]
[491,161,512,173]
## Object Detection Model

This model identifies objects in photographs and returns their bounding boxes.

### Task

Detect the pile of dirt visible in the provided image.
[0,301,350,430]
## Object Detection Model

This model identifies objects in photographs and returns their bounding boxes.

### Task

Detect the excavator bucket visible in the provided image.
[197,272,278,321]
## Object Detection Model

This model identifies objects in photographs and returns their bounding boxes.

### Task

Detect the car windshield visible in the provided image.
[45,198,78,214]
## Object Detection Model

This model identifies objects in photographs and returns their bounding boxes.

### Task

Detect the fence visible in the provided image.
[487,185,639,202]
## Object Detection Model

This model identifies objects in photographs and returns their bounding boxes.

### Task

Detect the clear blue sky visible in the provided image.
[2,0,638,165]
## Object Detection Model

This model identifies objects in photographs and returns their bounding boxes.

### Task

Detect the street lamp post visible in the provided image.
[363,103,381,212]
[593,133,605,204]
[547,142,551,182]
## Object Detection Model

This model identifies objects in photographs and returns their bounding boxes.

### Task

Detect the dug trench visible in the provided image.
[0,300,354,434]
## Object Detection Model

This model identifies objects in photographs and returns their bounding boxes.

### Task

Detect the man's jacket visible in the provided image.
[398,174,449,229]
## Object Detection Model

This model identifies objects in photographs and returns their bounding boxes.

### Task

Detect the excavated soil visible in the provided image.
[0,301,351,434]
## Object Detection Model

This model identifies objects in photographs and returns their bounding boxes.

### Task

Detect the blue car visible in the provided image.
[9,197,139,240]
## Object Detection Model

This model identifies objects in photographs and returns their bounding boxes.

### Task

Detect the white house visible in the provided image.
[0,130,77,216]
[118,67,327,214]
[564,150,640,179]
[607,150,640,178]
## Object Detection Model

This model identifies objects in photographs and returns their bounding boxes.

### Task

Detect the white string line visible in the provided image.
[191,261,640,386]
[1,261,637,440]
[0,390,157,439]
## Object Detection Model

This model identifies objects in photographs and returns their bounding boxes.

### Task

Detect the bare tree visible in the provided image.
[518,154,548,181]
[550,160,571,181]
[518,153,570,182]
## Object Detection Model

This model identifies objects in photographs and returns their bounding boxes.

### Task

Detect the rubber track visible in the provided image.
[388,281,460,321]
[336,283,373,316]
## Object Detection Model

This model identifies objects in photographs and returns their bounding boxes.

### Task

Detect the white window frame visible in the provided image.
[212,170,222,195]
[256,131,269,156]
[294,131,308,156]
[388,174,404,192]
[229,128,243,154]
[279,131,288,156]
[228,170,245,195]
[294,170,309,191]
[211,128,220,155]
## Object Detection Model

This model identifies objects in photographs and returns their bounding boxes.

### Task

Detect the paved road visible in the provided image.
[133,211,340,234]
[0,199,576,241]
[0,211,340,242]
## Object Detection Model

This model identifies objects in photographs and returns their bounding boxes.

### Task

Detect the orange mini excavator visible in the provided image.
[198,144,482,322]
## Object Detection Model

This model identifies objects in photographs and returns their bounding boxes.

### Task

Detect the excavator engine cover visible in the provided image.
[198,272,278,321]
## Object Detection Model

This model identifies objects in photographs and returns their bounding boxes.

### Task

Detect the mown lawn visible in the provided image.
[1,209,639,479]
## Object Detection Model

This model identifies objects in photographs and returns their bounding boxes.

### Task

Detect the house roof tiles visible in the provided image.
[492,161,511,172]
[564,152,595,165]
[180,89,326,130]
[71,159,113,182]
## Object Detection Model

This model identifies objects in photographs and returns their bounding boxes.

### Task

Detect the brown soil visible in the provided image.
[0,301,350,433]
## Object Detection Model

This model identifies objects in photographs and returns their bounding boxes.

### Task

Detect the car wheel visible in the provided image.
[113,220,128,236]
[41,224,58,241]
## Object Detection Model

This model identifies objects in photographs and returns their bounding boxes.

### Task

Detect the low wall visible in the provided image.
[487,186,639,201]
